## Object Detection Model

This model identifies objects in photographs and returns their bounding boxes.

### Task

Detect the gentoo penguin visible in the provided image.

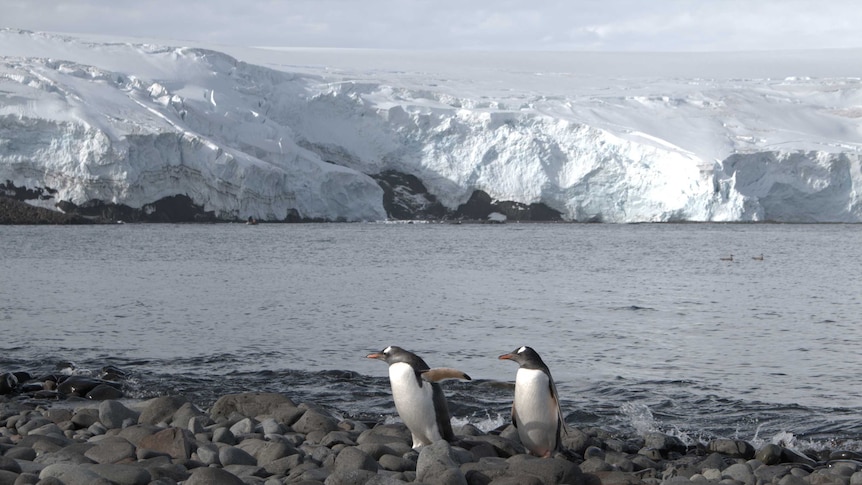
[499,346,565,457]
[367,346,471,448]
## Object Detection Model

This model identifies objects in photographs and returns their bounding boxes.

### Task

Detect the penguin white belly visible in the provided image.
[514,368,559,456]
[388,362,442,448]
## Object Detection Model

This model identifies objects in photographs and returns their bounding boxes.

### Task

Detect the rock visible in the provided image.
[358,424,412,446]
[358,443,397,460]
[781,448,818,467]
[464,442,498,461]
[780,474,811,485]
[259,417,287,436]
[188,414,212,434]
[145,462,189,483]
[334,446,378,473]
[808,469,850,485]
[210,392,297,421]
[39,463,111,485]
[489,476,543,485]
[236,438,299,466]
[832,451,862,461]
[18,417,54,436]
[84,436,136,464]
[416,440,468,485]
[195,442,220,465]
[380,453,415,472]
[19,433,72,452]
[98,400,139,430]
[605,450,635,472]
[4,445,36,461]
[263,402,306,426]
[722,462,755,485]
[229,417,258,436]
[708,439,755,459]
[32,442,95,466]
[461,456,509,483]
[71,408,100,428]
[219,445,258,466]
[0,456,21,474]
[170,402,206,429]
[465,435,526,458]
[44,407,73,424]
[184,466,245,485]
[755,465,793,484]
[223,464,266,480]
[137,427,193,460]
[88,463,152,485]
[631,454,660,472]
[137,396,189,425]
[562,427,596,455]
[116,424,159,446]
[756,443,784,465]
[293,409,339,435]
[507,455,584,485]
[213,426,237,445]
[29,423,66,438]
[643,432,687,454]
[7,390,861,485]
[594,470,648,485]
[323,469,379,485]
[322,430,358,447]
[0,373,17,394]
[581,456,614,473]
[87,421,108,436]
[0,469,21,485]
[86,384,125,400]
[584,446,605,460]
[287,460,327,481]
[264,454,304,476]
[56,376,117,397]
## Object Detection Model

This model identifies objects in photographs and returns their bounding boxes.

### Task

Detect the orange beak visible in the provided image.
[366,353,385,360]
[498,353,514,360]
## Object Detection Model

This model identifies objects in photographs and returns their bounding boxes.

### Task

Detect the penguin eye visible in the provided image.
[383,346,392,354]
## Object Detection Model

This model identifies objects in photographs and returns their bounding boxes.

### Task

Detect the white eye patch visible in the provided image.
[383,346,392,354]
[517,346,527,353]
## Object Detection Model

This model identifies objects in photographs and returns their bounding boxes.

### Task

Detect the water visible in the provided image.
[2,222,861,450]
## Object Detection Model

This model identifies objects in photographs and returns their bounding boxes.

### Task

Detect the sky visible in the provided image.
[3,0,862,52]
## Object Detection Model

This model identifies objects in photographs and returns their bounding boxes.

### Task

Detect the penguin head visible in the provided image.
[367,346,428,369]
[498,345,548,369]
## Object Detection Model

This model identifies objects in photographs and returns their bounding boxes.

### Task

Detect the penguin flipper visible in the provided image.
[420,368,472,383]
[431,383,455,441]
[548,378,568,439]
[511,402,518,428]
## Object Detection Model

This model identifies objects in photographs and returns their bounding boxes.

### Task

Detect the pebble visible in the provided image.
[0,392,859,485]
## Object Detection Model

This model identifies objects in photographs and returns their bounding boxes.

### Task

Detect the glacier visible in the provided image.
[1,28,861,222]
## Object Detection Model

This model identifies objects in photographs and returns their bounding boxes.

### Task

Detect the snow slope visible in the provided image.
[2,28,861,222]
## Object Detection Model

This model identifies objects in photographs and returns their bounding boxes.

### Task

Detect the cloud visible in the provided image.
[2,0,861,51]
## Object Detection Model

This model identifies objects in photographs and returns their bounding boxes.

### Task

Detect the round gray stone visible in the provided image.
[98,400,139,429]
[219,445,258,466]
[184,466,245,485]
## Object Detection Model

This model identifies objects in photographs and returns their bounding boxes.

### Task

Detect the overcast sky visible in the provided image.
[3,0,862,52]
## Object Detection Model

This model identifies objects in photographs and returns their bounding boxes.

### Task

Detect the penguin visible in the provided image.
[367,346,471,448]
[499,345,565,457]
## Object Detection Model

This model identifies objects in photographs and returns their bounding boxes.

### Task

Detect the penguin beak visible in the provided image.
[498,353,515,360]
[366,352,385,360]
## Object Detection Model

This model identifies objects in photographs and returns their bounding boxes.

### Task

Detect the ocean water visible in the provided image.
[2,222,861,450]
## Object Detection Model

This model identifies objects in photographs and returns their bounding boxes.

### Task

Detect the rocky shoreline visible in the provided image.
[1,391,860,485]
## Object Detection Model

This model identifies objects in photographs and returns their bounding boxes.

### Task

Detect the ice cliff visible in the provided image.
[1,29,861,222]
